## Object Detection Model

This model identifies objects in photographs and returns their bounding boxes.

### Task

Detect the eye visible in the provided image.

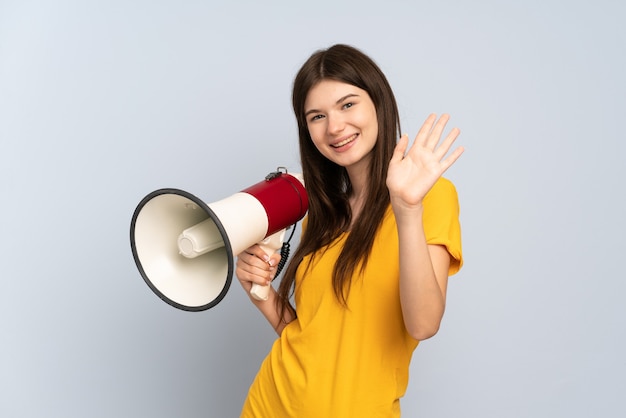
[309,114,324,122]
[342,102,354,110]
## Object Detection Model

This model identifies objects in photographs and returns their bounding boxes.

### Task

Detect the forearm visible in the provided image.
[394,204,448,341]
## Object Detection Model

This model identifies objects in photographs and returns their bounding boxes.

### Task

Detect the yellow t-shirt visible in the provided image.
[241,178,462,417]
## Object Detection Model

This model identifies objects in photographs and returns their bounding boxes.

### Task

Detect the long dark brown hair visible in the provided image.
[277,44,401,322]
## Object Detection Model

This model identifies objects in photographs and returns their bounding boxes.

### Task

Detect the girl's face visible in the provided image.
[304,80,378,173]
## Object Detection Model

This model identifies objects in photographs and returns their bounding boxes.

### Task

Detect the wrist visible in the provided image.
[390,198,424,217]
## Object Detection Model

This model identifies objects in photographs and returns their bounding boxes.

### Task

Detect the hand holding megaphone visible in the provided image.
[130,168,308,311]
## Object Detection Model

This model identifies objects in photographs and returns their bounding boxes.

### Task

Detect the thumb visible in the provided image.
[391,134,409,163]
[269,252,282,267]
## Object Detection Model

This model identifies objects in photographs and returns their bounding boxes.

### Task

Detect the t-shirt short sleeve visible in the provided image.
[422,177,463,275]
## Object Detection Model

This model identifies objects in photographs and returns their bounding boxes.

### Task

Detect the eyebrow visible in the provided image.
[304,93,360,117]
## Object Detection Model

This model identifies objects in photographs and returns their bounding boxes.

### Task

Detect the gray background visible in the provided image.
[1,0,625,417]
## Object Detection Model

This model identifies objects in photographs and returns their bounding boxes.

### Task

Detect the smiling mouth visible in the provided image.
[331,133,358,148]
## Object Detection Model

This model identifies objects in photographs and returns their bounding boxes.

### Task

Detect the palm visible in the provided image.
[386,114,464,208]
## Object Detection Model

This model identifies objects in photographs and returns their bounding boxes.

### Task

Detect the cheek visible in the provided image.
[365,108,379,129]
[351,106,378,133]
[307,131,333,159]
[307,125,325,148]
[366,113,380,140]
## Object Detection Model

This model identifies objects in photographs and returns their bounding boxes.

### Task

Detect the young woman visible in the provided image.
[235,44,464,417]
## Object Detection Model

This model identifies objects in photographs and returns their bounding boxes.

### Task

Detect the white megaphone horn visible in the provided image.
[130,168,308,311]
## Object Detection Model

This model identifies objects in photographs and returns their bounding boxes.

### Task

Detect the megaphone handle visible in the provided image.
[249,230,285,301]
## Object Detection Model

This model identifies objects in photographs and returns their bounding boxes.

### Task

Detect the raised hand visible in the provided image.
[386,113,464,210]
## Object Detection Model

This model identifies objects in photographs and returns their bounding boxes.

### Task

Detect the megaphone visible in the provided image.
[130,168,308,311]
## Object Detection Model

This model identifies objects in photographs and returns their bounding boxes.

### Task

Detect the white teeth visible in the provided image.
[332,134,357,148]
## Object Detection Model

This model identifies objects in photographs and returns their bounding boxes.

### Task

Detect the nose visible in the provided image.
[326,113,345,136]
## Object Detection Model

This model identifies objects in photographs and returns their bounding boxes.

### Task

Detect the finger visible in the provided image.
[439,145,465,173]
[236,258,275,286]
[269,253,282,268]
[238,252,275,272]
[425,113,451,150]
[414,113,438,147]
[240,244,272,264]
[391,134,409,162]
[237,247,276,277]
[433,126,461,160]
